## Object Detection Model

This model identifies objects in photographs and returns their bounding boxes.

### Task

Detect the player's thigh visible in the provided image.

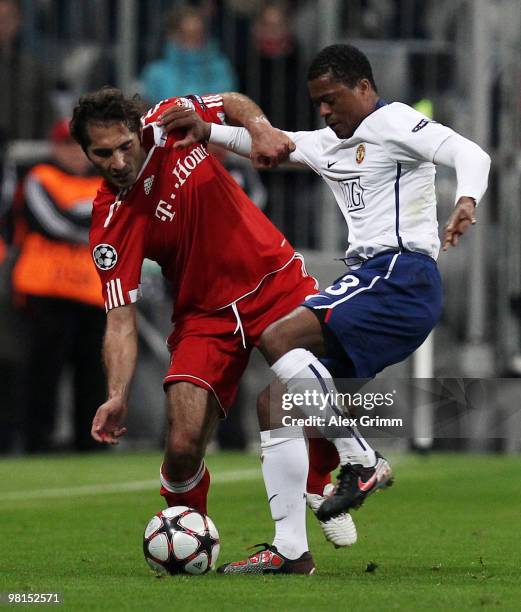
[165,321,251,414]
[258,306,326,365]
[242,255,324,363]
[165,382,221,453]
[306,252,442,377]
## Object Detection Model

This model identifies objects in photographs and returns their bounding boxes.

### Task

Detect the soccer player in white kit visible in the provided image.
[160,44,491,574]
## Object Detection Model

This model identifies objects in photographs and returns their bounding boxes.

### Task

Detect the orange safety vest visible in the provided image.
[12,164,104,307]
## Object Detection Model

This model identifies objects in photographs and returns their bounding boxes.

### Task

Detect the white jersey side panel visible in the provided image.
[286,102,455,264]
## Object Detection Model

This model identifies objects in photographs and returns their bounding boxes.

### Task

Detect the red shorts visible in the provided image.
[163,255,318,413]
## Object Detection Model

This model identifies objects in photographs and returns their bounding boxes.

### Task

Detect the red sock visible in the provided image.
[307,437,339,495]
[160,462,211,515]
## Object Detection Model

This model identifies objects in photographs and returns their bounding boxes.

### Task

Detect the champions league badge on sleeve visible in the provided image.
[93,244,118,270]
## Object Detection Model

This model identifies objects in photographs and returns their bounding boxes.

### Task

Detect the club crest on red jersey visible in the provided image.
[144,175,155,195]
[175,97,196,111]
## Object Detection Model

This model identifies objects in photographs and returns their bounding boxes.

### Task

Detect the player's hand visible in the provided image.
[249,122,296,169]
[442,197,477,250]
[157,107,211,148]
[91,396,128,444]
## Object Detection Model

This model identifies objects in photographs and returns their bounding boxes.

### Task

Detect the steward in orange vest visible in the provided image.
[12,127,103,307]
[12,119,106,453]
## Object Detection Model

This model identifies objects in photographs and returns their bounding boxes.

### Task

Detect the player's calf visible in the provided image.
[161,382,220,514]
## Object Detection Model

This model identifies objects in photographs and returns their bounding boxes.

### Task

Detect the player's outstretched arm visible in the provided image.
[434,133,490,250]
[91,303,138,444]
[157,105,254,158]
[442,197,476,250]
[158,92,294,168]
[220,92,295,168]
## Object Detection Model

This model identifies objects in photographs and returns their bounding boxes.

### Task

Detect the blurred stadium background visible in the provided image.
[1,0,521,457]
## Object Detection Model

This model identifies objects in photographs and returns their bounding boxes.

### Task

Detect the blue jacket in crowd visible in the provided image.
[141,40,237,103]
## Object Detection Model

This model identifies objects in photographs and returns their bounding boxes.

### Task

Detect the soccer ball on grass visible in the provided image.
[143,506,220,575]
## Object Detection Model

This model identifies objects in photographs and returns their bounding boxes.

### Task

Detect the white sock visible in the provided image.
[272,348,376,468]
[260,428,309,560]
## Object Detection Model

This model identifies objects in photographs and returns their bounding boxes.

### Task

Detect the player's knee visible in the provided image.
[166,430,205,468]
[259,307,324,364]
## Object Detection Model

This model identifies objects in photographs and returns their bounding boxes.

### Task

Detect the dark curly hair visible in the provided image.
[308,44,378,92]
[70,87,147,150]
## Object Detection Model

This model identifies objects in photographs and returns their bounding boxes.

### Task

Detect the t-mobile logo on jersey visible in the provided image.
[171,145,209,191]
[155,199,176,222]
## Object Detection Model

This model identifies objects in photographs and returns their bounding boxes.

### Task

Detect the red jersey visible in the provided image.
[90,95,295,318]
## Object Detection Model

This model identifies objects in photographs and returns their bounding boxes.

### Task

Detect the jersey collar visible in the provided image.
[348,98,389,140]
[328,98,390,148]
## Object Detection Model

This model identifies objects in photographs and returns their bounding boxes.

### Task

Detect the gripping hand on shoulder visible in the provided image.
[158,106,211,149]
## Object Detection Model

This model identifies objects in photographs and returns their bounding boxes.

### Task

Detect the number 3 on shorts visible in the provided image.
[324,274,360,296]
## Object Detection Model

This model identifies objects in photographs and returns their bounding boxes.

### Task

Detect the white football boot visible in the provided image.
[306,483,357,548]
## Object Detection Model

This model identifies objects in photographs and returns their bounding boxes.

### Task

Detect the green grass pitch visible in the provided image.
[0,451,520,611]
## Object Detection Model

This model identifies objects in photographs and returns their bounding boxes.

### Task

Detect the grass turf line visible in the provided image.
[0,452,520,611]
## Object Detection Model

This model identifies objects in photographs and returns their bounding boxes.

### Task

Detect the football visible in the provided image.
[143,506,220,575]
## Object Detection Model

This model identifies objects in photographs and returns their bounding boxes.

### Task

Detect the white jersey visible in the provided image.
[285,102,455,264]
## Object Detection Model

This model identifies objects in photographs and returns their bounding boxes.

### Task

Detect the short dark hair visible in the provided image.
[70,87,146,150]
[308,44,378,92]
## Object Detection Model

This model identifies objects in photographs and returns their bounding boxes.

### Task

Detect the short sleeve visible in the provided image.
[197,94,227,125]
[90,197,146,312]
[373,103,455,164]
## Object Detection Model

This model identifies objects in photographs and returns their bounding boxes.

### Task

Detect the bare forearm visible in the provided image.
[220,92,295,168]
[103,306,138,402]
[221,92,272,133]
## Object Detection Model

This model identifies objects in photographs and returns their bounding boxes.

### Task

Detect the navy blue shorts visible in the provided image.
[303,251,443,378]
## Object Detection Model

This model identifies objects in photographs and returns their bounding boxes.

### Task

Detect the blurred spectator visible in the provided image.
[237,1,310,131]
[234,2,313,248]
[11,119,105,453]
[0,0,54,142]
[140,4,236,103]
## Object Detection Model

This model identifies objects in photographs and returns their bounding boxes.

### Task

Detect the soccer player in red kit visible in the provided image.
[70,88,351,574]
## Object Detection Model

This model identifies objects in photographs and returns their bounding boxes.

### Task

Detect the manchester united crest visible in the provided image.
[356,144,365,164]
